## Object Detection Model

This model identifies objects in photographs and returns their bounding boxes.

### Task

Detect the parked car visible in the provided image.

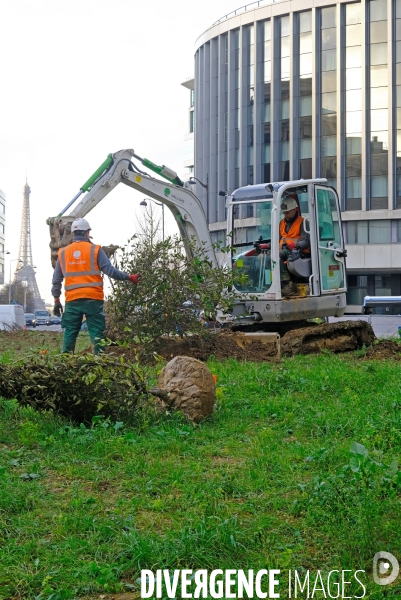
[24,313,36,327]
[34,310,50,326]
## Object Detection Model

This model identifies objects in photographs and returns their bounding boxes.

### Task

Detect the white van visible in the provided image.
[0,305,25,330]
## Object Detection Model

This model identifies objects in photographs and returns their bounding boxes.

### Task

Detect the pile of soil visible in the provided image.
[156,330,279,362]
[358,339,401,360]
[106,321,375,363]
[280,320,375,356]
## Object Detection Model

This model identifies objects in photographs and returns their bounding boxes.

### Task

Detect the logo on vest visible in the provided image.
[73,251,81,259]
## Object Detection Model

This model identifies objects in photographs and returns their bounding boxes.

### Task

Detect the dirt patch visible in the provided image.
[151,331,279,362]
[358,339,401,360]
[107,331,279,362]
[0,322,385,366]
[106,322,374,363]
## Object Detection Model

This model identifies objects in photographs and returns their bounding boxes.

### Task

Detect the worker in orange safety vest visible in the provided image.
[51,218,140,354]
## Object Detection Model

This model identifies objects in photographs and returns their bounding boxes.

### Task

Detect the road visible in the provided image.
[26,324,63,332]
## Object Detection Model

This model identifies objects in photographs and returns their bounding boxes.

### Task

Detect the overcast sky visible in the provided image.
[0,0,245,304]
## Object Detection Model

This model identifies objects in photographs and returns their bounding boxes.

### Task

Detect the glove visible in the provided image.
[129,274,140,284]
[54,298,63,317]
[285,241,296,251]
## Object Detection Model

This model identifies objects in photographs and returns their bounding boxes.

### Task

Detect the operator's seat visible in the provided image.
[287,252,312,278]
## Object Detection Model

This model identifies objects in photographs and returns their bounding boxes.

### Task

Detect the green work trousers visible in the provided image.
[279,248,292,282]
[61,299,105,355]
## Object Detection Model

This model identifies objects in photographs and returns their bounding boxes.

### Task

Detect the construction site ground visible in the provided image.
[0,322,399,363]
[1,327,401,598]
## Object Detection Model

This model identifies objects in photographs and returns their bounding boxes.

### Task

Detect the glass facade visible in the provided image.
[193,0,401,301]
[297,11,312,180]
[320,6,337,189]
[396,0,401,207]
[369,0,388,210]
[262,20,271,183]
[245,25,255,185]
[278,16,290,181]
[345,3,362,210]
[233,28,240,190]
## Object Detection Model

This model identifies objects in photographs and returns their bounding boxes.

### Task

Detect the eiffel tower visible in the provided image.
[13,180,45,310]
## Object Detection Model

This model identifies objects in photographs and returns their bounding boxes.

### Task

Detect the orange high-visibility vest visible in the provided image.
[58,242,104,301]
[279,215,310,254]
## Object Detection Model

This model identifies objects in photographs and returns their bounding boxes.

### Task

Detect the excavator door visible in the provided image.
[315,186,346,294]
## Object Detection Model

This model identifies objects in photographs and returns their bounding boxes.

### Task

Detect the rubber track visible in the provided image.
[280,320,375,356]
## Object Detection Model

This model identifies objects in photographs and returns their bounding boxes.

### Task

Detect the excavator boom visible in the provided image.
[47,149,216,269]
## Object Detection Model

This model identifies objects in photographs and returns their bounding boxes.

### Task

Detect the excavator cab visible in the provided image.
[225,179,347,325]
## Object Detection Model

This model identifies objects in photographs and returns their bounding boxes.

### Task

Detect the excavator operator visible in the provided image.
[51,218,140,355]
[279,193,310,296]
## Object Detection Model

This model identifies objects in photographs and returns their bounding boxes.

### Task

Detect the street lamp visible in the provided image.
[187,174,209,223]
[21,280,28,312]
[140,198,165,243]
[8,258,23,304]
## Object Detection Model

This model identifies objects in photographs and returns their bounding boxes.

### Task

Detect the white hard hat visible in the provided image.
[71,218,91,232]
[280,198,298,212]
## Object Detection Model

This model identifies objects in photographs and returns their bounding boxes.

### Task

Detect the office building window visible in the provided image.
[370,0,388,210]
[262,20,271,182]
[245,25,255,185]
[233,28,240,186]
[0,223,4,234]
[278,16,290,181]
[345,3,362,210]
[396,0,401,207]
[0,203,4,214]
[297,11,313,179]
[346,219,394,243]
[320,6,337,188]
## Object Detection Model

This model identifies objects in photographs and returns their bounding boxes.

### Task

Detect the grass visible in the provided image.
[0,333,401,598]
[0,329,91,363]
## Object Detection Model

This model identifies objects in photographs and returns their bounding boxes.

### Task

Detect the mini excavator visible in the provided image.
[47,149,372,353]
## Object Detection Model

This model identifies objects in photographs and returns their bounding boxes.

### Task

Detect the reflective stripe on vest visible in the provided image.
[59,242,104,301]
[64,282,104,291]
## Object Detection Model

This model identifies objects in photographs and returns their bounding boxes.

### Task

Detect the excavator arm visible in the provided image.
[47,149,217,268]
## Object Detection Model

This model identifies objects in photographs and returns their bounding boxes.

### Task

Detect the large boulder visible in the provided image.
[156,356,215,423]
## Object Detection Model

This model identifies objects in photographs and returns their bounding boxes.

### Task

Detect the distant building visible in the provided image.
[0,189,5,285]
[192,0,401,311]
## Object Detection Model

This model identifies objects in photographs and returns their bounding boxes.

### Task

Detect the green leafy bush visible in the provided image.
[106,233,243,350]
[0,353,148,423]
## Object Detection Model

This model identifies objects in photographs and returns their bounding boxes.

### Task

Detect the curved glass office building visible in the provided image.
[192,0,401,308]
